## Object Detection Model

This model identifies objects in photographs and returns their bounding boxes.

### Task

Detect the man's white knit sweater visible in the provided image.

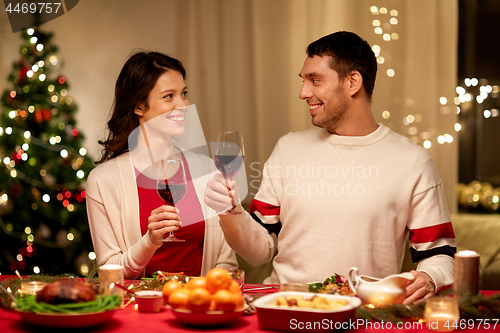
[220,124,455,290]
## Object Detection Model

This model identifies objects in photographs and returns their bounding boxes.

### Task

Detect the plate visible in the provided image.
[253,291,361,332]
[169,306,247,326]
[16,309,118,328]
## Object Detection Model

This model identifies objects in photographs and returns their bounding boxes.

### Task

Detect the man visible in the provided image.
[204,31,455,303]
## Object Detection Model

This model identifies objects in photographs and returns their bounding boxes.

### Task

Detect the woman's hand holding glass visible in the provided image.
[147,205,181,245]
[204,173,241,214]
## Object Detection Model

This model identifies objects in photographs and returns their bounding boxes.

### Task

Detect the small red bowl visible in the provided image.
[135,290,164,313]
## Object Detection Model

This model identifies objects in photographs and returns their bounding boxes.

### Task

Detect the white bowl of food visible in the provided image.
[253,291,361,332]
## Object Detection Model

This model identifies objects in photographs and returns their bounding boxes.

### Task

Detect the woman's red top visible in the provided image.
[136,154,205,277]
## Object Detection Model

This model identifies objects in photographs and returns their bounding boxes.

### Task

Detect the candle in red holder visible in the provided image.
[454,250,480,297]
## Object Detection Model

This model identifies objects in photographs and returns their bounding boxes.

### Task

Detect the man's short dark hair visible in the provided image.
[307,31,377,99]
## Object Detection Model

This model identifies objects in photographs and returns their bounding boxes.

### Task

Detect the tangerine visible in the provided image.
[234,293,245,309]
[213,289,237,311]
[185,277,207,290]
[187,287,212,312]
[162,280,182,303]
[206,268,232,294]
[229,280,241,294]
[208,297,217,311]
[168,288,191,309]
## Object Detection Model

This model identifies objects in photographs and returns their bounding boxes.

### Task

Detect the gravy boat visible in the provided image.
[347,267,415,304]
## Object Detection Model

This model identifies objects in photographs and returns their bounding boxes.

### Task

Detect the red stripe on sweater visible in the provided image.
[249,199,280,216]
[410,222,455,243]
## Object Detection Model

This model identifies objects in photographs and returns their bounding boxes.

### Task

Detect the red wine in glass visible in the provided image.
[158,183,187,206]
[214,131,245,215]
[214,154,244,179]
[156,159,187,242]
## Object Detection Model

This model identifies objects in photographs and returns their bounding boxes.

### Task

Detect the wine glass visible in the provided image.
[214,131,245,214]
[156,159,187,242]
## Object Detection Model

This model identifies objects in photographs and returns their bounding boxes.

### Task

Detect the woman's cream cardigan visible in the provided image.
[86,152,237,279]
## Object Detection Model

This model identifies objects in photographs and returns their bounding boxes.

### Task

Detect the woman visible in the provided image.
[86,51,237,279]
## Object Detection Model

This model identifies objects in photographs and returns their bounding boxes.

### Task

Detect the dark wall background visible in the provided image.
[458,0,500,186]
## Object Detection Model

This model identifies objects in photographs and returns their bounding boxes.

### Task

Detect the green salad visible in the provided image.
[308,273,354,293]
[14,294,121,314]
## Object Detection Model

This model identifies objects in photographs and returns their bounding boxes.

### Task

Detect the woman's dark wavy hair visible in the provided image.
[96,51,186,164]
[306,31,377,100]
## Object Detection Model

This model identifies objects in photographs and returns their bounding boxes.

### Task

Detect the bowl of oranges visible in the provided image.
[162,268,247,326]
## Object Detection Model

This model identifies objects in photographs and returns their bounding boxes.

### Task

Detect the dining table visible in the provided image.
[0,275,498,333]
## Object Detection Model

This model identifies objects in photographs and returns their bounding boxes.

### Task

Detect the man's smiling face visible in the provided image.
[299,55,350,132]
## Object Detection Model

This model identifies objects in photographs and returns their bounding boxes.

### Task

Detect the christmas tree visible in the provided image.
[0,24,95,276]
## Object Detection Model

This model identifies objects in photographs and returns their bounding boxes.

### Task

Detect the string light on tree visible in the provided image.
[0,25,95,275]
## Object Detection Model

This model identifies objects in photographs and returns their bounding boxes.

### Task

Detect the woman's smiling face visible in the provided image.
[135,70,189,136]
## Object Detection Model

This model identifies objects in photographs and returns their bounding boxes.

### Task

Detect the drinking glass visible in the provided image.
[228,268,245,294]
[214,131,245,214]
[156,159,187,242]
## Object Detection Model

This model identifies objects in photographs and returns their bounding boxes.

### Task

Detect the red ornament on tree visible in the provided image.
[9,183,24,197]
[26,245,38,258]
[10,258,26,274]
[34,108,52,122]
[10,150,20,163]
[18,60,28,85]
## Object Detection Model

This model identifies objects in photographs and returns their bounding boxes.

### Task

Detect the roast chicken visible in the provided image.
[36,279,97,304]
